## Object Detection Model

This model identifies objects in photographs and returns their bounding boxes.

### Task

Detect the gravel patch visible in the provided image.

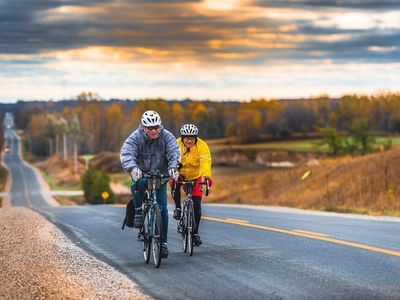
[0,207,151,300]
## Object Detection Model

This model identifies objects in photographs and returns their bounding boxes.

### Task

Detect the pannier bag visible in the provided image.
[121,198,135,229]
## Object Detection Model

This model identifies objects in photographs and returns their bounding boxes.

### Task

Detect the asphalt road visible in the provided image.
[3,128,52,208]
[4,127,400,299]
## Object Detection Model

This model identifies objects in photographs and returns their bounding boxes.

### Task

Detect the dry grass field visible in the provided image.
[208,148,400,216]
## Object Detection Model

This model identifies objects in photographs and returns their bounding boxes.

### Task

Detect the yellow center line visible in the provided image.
[202,216,400,257]
[292,229,329,237]
[225,218,249,224]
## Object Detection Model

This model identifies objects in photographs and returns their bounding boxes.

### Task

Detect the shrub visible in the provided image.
[81,167,96,202]
[81,167,115,204]
[0,164,8,192]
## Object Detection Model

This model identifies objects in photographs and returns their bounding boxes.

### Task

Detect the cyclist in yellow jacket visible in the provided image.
[169,123,213,246]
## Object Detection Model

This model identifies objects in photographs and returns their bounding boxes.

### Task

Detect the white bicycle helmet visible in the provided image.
[180,123,198,136]
[141,110,161,126]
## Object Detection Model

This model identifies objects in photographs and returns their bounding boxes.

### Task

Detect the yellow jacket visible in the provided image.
[177,137,212,180]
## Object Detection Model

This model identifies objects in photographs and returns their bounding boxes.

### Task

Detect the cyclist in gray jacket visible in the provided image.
[120,110,180,258]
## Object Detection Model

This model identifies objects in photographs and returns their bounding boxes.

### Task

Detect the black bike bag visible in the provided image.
[121,198,135,230]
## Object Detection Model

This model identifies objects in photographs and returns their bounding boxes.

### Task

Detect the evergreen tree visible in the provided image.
[91,169,115,204]
[81,167,97,203]
[81,167,115,204]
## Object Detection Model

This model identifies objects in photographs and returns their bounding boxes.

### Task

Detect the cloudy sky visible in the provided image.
[1,0,400,102]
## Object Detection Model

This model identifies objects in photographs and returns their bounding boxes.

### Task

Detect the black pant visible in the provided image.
[172,186,202,234]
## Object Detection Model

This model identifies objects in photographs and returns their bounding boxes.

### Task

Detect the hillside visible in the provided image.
[207,147,400,216]
[35,155,86,189]
[34,148,400,216]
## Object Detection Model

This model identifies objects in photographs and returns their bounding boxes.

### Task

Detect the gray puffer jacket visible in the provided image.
[120,124,180,176]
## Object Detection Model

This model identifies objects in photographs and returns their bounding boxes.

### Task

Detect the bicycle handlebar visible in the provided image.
[131,171,171,192]
[172,163,211,196]
[172,179,210,196]
[142,173,171,179]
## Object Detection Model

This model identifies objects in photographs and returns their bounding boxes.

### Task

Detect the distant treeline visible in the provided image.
[4,92,400,157]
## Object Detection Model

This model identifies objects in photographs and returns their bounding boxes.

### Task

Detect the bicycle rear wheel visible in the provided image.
[151,205,163,268]
[142,212,151,263]
[187,201,195,256]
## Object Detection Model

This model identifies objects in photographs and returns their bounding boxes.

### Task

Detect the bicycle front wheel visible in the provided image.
[142,212,151,263]
[187,200,195,256]
[151,205,163,268]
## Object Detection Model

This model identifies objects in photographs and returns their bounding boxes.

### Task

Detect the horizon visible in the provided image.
[1,1,400,102]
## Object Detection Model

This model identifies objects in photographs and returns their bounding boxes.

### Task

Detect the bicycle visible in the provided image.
[137,171,170,268]
[173,178,209,256]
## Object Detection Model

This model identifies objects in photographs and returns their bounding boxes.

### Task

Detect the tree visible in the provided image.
[46,115,58,156]
[70,115,81,174]
[58,117,69,161]
[27,114,51,156]
[105,104,124,151]
[349,118,375,155]
[169,102,185,135]
[80,102,102,153]
[317,126,343,156]
[187,102,207,123]
[91,170,115,204]
[76,92,101,102]
[281,104,316,135]
[236,107,262,141]
[197,108,223,139]
[81,167,115,204]
[81,167,97,202]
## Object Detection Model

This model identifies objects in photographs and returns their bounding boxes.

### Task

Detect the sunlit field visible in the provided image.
[210,139,327,153]
[210,136,400,154]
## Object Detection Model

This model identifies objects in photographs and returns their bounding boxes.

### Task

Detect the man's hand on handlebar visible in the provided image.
[130,167,142,181]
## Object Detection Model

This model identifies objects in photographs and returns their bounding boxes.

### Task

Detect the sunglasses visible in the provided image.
[183,136,196,140]
[146,125,160,131]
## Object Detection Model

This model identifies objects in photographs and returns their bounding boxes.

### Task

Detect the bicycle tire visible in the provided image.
[182,203,188,253]
[142,211,151,263]
[187,200,195,256]
[152,204,163,268]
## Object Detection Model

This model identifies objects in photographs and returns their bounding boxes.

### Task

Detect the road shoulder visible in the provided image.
[0,207,151,299]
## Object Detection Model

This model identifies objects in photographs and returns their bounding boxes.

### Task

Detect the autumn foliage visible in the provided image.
[18,92,400,158]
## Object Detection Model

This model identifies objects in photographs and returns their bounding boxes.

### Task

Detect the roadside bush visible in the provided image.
[0,164,7,192]
[81,167,115,204]
[81,167,96,201]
